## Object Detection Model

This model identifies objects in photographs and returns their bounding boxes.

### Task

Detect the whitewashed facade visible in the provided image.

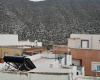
[0,34,42,47]
[0,34,18,46]
[68,34,100,50]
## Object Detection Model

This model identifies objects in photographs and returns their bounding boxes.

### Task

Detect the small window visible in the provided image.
[97,65,100,71]
[81,40,89,48]
[92,62,100,72]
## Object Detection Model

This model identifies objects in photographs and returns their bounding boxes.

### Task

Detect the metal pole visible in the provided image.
[65,53,67,65]
[55,50,56,61]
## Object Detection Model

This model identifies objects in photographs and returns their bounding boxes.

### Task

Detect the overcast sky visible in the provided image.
[29,0,45,2]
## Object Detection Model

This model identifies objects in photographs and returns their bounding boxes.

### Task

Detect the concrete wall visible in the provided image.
[0,34,18,46]
[0,72,69,80]
[68,34,100,50]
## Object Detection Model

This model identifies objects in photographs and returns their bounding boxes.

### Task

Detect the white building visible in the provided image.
[68,34,100,50]
[0,53,84,80]
[0,34,18,46]
[0,34,42,47]
[18,54,84,79]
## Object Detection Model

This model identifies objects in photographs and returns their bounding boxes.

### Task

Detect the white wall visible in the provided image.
[0,34,42,46]
[0,63,6,71]
[0,72,69,80]
[0,34,18,46]
[37,42,42,47]
[18,41,42,47]
[82,67,85,76]
[72,66,77,79]
[61,55,72,66]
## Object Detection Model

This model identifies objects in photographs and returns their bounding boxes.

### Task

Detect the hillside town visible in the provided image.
[1,0,100,80]
[0,34,100,80]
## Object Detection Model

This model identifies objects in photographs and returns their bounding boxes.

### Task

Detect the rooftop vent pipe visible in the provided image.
[65,53,67,65]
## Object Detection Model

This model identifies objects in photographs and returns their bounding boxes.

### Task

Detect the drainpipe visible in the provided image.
[91,36,92,49]
[65,53,67,65]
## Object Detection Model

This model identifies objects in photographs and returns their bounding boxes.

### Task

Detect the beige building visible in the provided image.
[0,47,23,58]
[68,34,100,50]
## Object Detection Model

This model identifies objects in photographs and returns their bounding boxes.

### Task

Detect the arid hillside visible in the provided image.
[0,0,100,45]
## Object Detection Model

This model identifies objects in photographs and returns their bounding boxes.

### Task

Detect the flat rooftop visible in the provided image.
[32,58,55,68]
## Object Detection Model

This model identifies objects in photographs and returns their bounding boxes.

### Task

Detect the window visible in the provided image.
[92,62,100,72]
[97,66,100,71]
[81,40,89,48]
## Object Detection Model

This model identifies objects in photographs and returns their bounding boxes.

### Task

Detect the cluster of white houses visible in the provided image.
[1,33,100,80]
[0,34,85,80]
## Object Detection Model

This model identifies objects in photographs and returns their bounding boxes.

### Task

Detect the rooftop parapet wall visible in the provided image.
[0,71,69,80]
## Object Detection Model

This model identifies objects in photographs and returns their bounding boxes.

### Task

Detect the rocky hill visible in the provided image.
[0,0,100,45]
